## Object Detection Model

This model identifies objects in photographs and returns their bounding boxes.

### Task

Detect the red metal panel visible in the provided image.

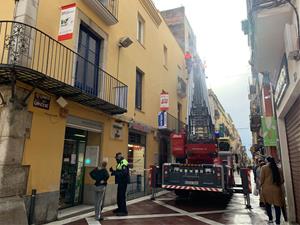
[171,133,186,159]
[186,143,217,164]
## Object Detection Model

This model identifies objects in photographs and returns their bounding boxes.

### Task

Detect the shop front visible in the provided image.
[285,97,300,223]
[127,131,146,198]
[59,116,102,209]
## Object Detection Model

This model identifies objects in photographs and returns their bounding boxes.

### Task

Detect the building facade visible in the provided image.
[244,0,300,223]
[208,89,244,166]
[0,0,188,223]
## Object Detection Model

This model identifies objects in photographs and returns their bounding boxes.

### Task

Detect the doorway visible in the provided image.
[59,127,87,209]
[127,132,146,197]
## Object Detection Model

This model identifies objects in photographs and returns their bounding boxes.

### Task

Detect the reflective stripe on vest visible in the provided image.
[116,159,128,170]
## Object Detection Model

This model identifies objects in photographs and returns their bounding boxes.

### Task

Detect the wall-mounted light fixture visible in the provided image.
[119,36,133,48]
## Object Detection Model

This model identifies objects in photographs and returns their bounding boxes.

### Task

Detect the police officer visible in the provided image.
[110,152,130,216]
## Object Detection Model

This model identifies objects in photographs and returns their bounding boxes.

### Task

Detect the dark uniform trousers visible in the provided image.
[117,182,128,213]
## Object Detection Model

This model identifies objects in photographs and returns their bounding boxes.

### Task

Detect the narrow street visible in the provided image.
[1,0,299,224]
[48,191,268,225]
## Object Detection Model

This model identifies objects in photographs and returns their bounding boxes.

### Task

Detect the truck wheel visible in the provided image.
[174,190,190,197]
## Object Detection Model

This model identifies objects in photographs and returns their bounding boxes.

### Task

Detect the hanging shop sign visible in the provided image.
[261,117,278,147]
[274,54,289,107]
[160,91,169,111]
[158,111,167,129]
[33,92,51,110]
[111,123,123,140]
[58,3,76,41]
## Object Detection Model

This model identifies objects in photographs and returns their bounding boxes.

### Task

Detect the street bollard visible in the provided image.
[240,168,252,209]
[150,165,158,200]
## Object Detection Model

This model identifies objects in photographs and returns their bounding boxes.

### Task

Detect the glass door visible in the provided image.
[59,128,87,209]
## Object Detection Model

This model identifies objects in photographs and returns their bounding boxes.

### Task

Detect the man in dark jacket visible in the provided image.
[110,152,130,216]
[90,161,109,221]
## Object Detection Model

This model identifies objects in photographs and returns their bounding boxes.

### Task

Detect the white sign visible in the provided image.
[160,93,169,111]
[111,123,123,140]
[85,146,99,167]
[58,3,76,41]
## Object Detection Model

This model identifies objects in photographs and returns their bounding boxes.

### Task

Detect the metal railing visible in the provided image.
[99,0,119,19]
[251,0,286,11]
[0,21,127,110]
[177,77,187,98]
[167,113,186,133]
[250,114,261,132]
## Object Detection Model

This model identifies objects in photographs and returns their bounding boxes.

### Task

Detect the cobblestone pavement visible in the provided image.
[45,190,285,225]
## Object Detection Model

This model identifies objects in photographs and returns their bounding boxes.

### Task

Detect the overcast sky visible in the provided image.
[153,0,252,154]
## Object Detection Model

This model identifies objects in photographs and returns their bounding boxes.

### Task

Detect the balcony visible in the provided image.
[167,113,186,133]
[248,0,292,75]
[0,21,127,114]
[250,115,261,132]
[250,0,286,11]
[158,112,186,133]
[177,77,186,98]
[83,0,118,25]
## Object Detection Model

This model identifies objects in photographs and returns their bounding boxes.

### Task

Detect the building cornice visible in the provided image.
[139,0,162,27]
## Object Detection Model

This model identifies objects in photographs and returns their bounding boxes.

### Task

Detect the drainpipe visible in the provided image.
[28,189,37,225]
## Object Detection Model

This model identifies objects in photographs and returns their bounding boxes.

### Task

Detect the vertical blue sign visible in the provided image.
[158,112,167,129]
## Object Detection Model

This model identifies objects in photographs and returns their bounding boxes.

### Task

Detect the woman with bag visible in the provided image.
[255,159,265,207]
[260,157,285,225]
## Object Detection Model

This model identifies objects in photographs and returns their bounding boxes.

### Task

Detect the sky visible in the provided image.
[153,0,252,155]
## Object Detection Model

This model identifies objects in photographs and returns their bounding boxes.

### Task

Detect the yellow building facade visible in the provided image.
[208,89,242,156]
[0,0,188,223]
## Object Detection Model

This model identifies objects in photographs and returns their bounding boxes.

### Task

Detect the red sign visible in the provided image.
[160,91,169,111]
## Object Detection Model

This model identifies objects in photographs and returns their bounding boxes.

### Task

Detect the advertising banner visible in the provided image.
[58,3,76,41]
[261,117,278,147]
[160,92,169,111]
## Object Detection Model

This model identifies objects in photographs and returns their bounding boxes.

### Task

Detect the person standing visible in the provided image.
[110,152,130,216]
[255,158,266,207]
[236,165,240,175]
[261,157,284,225]
[89,161,110,221]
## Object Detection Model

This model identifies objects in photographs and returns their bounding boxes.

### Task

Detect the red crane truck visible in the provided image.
[161,61,235,197]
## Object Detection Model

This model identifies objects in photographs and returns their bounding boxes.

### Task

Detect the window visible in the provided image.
[163,45,168,67]
[135,69,143,110]
[75,24,101,96]
[137,15,145,44]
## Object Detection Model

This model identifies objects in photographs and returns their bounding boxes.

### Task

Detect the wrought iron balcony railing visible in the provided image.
[250,0,287,11]
[100,0,118,18]
[166,113,186,133]
[250,115,261,132]
[83,0,119,25]
[0,21,127,114]
[177,77,187,98]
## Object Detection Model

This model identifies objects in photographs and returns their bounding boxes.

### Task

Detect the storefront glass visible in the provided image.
[127,132,146,198]
[59,127,87,209]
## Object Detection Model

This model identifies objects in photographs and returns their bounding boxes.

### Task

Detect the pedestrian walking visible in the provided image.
[236,165,240,175]
[110,152,130,216]
[260,157,285,225]
[255,158,265,207]
[253,158,259,182]
[89,161,109,221]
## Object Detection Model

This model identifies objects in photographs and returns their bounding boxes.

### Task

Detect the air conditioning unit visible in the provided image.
[284,23,299,60]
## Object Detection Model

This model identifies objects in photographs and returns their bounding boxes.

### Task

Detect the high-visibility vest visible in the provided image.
[116,159,128,170]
